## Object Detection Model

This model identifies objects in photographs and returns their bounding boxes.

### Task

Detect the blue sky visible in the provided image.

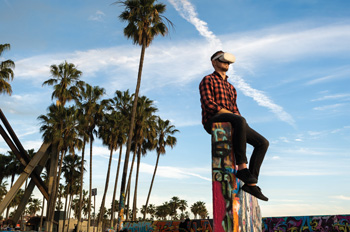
[1,0,350,218]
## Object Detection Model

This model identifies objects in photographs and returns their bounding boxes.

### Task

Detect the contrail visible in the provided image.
[168,0,222,47]
[231,73,295,126]
[168,0,295,126]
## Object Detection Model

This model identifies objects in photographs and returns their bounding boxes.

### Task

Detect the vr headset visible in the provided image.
[212,52,236,64]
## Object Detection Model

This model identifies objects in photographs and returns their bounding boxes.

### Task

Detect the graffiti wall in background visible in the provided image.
[262,214,350,232]
[122,219,213,232]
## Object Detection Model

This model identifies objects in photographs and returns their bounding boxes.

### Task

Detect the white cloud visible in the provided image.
[12,20,350,126]
[88,10,105,22]
[230,73,295,126]
[313,103,345,111]
[312,93,350,101]
[168,0,221,47]
[330,195,350,200]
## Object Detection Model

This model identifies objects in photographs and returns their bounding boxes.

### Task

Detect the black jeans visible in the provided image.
[204,113,269,180]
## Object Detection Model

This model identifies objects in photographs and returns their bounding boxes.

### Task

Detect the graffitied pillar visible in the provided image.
[211,122,262,232]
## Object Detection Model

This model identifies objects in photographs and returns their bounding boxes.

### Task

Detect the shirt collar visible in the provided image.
[213,71,229,80]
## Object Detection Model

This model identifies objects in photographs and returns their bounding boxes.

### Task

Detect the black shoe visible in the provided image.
[236,168,257,184]
[242,184,269,201]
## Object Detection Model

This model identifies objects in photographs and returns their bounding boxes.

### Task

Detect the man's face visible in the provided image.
[213,58,230,72]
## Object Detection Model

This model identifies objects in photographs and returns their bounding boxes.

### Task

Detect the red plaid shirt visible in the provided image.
[199,72,240,125]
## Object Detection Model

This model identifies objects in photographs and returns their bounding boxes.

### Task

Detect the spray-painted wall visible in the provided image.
[262,214,350,232]
[122,219,213,232]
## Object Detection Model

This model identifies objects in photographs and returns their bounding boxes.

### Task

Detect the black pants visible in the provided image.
[204,113,269,180]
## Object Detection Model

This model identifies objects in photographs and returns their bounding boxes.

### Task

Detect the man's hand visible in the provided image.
[218,108,233,114]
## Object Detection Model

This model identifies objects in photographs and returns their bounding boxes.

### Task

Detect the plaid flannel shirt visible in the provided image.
[199,72,240,125]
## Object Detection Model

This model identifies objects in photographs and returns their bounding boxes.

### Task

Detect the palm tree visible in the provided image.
[76,83,105,232]
[169,196,180,220]
[0,43,15,96]
[131,96,157,221]
[143,117,178,219]
[191,201,208,219]
[0,153,11,185]
[26,198,42,216]
[155,202,171,220]
[0,181,8,202]
[5,151,22,219]
[96,111,123,229]
[38,104,80,231]
[61,154,82,232]
[43,61,84,106]
[178,199,188,220]
[115,1,173,227]
[72,189,89,219]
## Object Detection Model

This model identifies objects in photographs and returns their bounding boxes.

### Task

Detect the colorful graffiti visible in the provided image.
[122,219,213,232]
[212,122,238,232]
[262,214,350,232]
[238,191,262,231]
[211,122,262,232]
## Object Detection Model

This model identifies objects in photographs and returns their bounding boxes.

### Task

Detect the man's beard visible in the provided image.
[219,66,229,72]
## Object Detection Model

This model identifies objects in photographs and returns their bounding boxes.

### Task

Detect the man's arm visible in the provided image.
[199,76,222,114]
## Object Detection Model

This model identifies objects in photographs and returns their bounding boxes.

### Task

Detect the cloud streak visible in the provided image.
[167,0,221,47]
[168,0,295,126]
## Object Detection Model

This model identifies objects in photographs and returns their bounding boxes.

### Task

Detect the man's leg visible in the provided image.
[246,126,269,181]
[205,114,257,184]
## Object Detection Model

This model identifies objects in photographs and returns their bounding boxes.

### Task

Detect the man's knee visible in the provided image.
[261,138,269,150]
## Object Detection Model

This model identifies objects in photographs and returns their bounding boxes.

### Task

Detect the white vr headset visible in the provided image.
[212,52,236,64]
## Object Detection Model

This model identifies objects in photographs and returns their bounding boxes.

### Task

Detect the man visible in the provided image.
[199,50,269,201]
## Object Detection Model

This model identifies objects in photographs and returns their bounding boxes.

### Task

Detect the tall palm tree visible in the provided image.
[126,96,157,221]
[108,92,130,228]
[38,104,79,231]
[143,117,178,219]
[115,1,173,227]
[61,154,82,232]
[96,109,125,229]
[0,43,15,96]
[75,107,90,232]
[41,62,83,232]
[43,61,84,107]
[76,83,105,232]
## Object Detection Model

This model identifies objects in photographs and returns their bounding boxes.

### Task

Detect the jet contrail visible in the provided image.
[168,0,222,47]
[168,0,295,126]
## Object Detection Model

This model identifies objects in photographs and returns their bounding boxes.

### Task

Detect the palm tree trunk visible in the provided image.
[67,194,73,232]
[110,146,122,229]
[98,148,114,231]
[117,39,146,230]
[125,147,138,222]
[143,152,160,220]
[77,140,86,232]
[5,174,15,219]
[62,189,69,232]
[125,149,137,205]
[46,144,59,232]
[39,197,45,231]
[87,136,93,232]
[132,146,141,221]
[126,184,131,221]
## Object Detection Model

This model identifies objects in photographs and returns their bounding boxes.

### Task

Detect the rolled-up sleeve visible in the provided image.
[199,76,221,114]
